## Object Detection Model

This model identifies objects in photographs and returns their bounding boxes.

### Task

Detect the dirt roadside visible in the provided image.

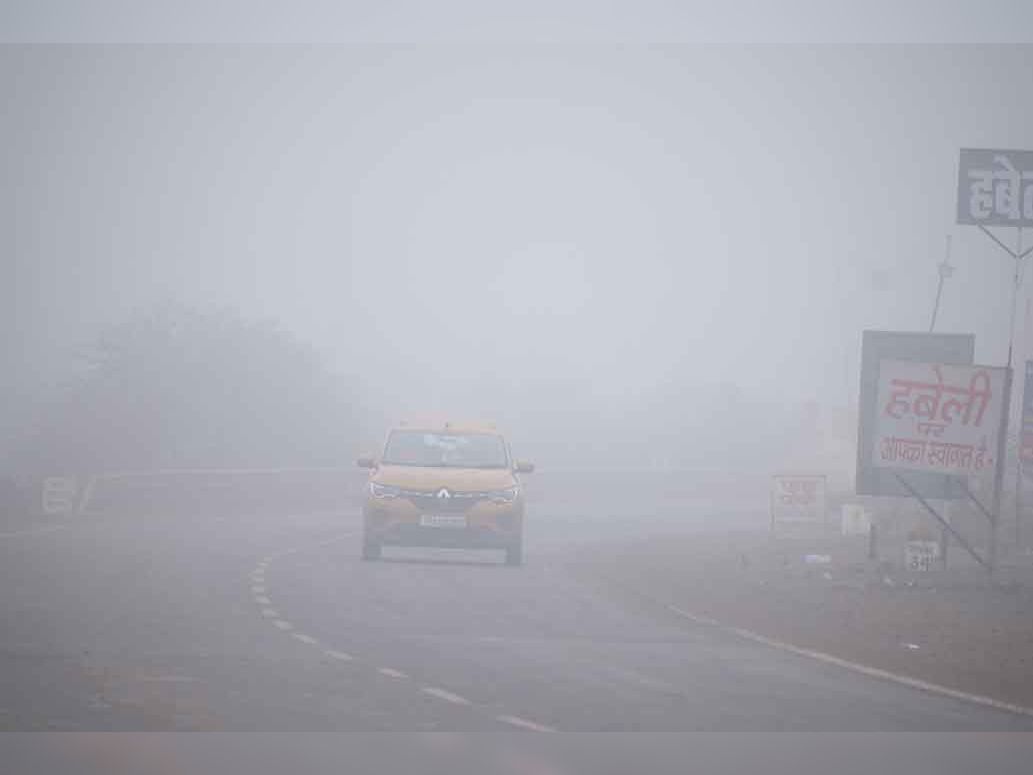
[572,530,1033,711]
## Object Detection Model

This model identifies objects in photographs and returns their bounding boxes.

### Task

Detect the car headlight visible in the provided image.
[487,486,519,504]
[369,481,402,499]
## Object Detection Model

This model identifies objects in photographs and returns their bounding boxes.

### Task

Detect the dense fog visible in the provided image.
[4,44,1032,478]
[5,2,1033,757]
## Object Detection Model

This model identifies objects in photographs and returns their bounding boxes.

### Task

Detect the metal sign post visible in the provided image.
[1019,360,1033,549]
[957,148,1033,572]
[988,367,1012,574]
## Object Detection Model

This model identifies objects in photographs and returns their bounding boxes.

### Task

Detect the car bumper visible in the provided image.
[371,523,517,549]
[363,502,523,549]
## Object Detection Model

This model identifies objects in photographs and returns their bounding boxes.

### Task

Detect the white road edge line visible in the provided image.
[251,585,266,595]
[292,633,319,645]
[273,620,294,631]
[421,687,470,705]
[665,603,1033,718]
[324,649,354,661]
[261,608,279,618]
[666,605,720,627]
[378,667,409,679]
[254,596,272,606]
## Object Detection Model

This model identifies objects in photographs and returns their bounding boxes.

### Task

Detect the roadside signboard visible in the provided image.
[957,149,1033,227]
[856,331,975,498]
[41,477,77,515]
[872,360,1005,477]
[905,540,940,572]
[840,503,871,536]
[770,474,826,529]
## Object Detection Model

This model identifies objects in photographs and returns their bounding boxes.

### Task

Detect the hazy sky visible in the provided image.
[3,1,1033,43]
[3,8,1033,440]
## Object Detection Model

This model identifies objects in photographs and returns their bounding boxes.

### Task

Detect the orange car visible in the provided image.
[358,421,533,565]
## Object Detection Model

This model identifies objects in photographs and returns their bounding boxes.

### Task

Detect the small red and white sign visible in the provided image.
[770,474,826,526]
[872,360,1005,476]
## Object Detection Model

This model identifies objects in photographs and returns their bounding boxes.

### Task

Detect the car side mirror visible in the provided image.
[514,460,534,474]
[357,455,377,469]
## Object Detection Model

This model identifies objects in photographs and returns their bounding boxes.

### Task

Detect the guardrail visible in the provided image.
[22,467,778,520]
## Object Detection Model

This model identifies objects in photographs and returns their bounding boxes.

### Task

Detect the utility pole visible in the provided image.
[1016,229,1026,554]
[929,235,954,567]
[929,236,954,333]
[952,149,1033,575]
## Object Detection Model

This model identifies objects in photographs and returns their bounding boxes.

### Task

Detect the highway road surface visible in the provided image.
[2,508,1032,734]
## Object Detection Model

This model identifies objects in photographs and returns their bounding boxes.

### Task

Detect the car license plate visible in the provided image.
[420,514,467,529]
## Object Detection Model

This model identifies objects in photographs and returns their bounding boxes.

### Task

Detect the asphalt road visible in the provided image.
[2,509,1032,733]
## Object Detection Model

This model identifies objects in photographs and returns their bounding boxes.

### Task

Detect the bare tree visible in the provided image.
[13,303,360,475]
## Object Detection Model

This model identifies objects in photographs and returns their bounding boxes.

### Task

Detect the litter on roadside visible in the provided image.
[804,554,832,565]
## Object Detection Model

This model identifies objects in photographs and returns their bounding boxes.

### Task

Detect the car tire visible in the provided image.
[505,539,523,567]
[362,538,381,561]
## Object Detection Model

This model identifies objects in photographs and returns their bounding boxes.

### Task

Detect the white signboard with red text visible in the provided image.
[770,474,826,528]
[855,331,975,499]
[872,360,1005,476]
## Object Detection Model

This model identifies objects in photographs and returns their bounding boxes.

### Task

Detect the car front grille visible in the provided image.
[405,491,484,514]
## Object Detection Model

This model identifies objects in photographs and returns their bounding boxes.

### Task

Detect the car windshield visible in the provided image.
[381,431,510,469]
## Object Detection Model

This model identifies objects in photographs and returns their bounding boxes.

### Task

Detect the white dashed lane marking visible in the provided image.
[421,687,471,706]
[496,714,557,733]
[324,649,354,662]
[139,675,199,684]
[245,529,558,731]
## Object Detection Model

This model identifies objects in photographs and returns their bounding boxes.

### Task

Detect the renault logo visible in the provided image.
[437,488,451,499]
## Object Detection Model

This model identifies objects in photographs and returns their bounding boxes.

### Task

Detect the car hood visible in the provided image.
[372,465,516,492]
